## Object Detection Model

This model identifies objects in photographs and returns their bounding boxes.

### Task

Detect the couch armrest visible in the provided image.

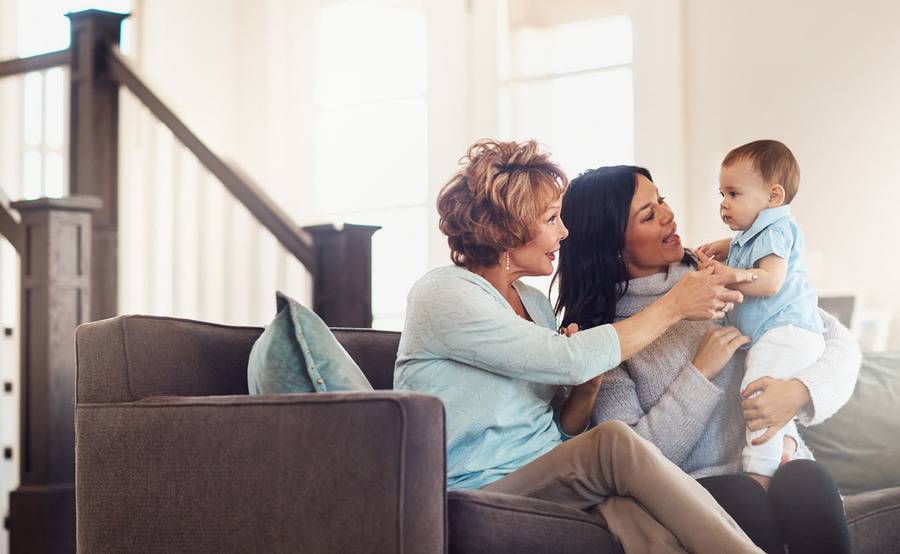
[76,391,446,553]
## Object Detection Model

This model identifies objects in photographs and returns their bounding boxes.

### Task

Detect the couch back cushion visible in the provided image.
[800,351,900,495]
[75,315,400,403]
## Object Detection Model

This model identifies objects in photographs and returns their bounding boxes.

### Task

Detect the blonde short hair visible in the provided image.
[722,139,801,203]
[437,139,568,269]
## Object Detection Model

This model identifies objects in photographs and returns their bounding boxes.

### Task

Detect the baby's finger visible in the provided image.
[696,249,711,263]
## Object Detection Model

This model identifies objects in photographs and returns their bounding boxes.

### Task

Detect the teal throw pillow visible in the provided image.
[247,292,373,394]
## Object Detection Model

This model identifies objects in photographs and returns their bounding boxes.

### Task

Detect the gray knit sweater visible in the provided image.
[592,261,861,479]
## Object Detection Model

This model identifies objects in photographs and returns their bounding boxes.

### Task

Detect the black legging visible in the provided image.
[698,460,850,554]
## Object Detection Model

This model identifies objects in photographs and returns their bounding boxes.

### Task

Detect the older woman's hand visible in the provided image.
[741,377,811,444]
[666,266,754,321]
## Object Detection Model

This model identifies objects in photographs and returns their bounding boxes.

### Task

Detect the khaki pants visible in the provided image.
[483,421,761,554]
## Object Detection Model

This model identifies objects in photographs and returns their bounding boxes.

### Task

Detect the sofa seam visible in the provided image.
[847,503,900,525]
[119,317,137,402]
[115,314,403,338]
[447,496,606,530]
[396,397,407,554]
[74,327,83,403]
[117,313,265,332]
[77,395,430,409]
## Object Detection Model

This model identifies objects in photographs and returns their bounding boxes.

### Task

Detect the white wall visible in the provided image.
[682,0,900,349]
[629,0,686,224]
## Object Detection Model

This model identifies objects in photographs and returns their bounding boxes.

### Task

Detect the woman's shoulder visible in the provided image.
[408,265,499,305]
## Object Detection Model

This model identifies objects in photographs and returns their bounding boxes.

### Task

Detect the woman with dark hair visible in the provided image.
[554,166,859,554]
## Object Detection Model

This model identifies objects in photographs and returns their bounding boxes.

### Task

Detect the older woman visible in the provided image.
[395,140,762,553]
[553,165,859,554]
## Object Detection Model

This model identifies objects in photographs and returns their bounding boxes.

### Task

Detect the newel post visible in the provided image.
[305,224,380,327]
[7,196,100,553]
[66,9,128,321]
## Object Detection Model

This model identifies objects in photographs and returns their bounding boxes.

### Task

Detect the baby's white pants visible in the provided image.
[741,324,825,477]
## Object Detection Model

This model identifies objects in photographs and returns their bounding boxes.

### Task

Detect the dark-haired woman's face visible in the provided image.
[623,175,684,278]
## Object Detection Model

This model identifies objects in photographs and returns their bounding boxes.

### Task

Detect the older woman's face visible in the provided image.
[623,175,683,278]
[509,198,568,277]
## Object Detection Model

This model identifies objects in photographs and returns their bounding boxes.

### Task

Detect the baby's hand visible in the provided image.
[696,238,731,260]
[695,249,729,275]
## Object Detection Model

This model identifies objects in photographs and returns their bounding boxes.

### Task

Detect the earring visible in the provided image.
[505,252,511,271]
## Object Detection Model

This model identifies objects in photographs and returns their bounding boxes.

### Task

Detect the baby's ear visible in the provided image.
[768,184,786,207]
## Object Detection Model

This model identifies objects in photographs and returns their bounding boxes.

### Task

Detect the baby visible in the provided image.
[697,139,825,489]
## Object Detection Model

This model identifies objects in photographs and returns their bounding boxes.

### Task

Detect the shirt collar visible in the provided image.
[735,205,791,247]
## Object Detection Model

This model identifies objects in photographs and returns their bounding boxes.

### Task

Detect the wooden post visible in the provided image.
[66,9,128,321]
[305,224,379,327]
[7,196,100,553]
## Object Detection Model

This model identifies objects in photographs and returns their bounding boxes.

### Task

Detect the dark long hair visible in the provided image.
[552,166,652,329]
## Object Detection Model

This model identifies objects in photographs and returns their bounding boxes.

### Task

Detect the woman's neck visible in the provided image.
[626,263,669,279]
[471,264,520,298]
[470,264,531,320]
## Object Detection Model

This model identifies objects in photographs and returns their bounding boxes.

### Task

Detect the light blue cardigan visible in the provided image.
[394,266,621,490]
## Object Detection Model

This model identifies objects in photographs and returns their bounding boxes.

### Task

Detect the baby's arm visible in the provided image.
[697,251,787,297]
[727,254,787,297]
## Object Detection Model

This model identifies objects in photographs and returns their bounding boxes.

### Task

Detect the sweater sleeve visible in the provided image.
[592,363,724,466]
[405,271,621,385]
[792,309,861,426]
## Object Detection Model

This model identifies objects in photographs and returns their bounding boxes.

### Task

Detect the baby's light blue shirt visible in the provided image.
[725,205,825,343]
[394,266,621,490]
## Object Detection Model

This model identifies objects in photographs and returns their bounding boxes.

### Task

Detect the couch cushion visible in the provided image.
[844,487,900,554]
[332,328,401,391]
[800,351,900,495]
[248,292,373,394]
[447,489,623,554]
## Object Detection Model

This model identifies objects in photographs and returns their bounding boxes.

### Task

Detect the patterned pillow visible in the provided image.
[247,292,373,394]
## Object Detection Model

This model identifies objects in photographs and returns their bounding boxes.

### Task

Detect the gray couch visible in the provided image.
[75,315,900,553]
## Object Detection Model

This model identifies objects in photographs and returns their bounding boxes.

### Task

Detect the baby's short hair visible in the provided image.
[722,140,801,203]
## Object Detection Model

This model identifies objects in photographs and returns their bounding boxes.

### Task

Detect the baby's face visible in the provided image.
[718,159,774,231]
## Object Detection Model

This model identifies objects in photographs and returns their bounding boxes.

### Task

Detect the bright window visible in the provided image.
[498,11,635,297]
[314,1,428,330]
[16,0,132,199]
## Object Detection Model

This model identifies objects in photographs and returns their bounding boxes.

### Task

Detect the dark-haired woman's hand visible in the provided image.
[691,326,751,379]
[741,377,811,444]
[667,266,754,321]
